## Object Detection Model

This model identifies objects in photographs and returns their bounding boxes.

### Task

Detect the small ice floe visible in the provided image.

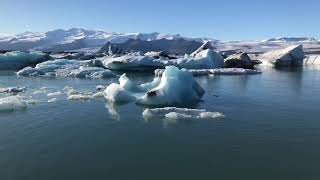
[67,94,91,101]
[0,87,26,94]
[48,98,57,103]
[103,66,205,106]
[62,86,92,101]
[17,59,116,79]
[0,96,27,112]
[155,68,261,77]
[46,91,62,97]
[63,86,79,95]
[142,107,225,121]
[209,68,261,75]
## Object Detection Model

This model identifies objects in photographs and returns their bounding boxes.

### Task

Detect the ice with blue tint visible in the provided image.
[17,59,116,78]
[104,66,205,106]
[102,49,224,71]
[0,51,50,70]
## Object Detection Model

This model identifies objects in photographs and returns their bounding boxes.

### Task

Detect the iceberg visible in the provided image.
[224,52,260,69]
[0,96,27,112]
[17,59,116,79]
[0,51,50,70]
[102,44,224,71]
[104,66,205,106]
[142,107,225,121]
[137,66,205,106]
[259,45,305,66]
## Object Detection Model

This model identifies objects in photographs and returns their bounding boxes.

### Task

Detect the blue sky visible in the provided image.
[0,0,319,40]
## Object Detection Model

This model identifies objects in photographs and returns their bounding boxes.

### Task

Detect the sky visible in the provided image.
[0,0,319,40]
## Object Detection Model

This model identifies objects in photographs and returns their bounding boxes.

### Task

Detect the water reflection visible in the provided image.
[105,102,121,120]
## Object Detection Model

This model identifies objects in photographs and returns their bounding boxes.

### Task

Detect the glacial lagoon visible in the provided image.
[0,66,320,179]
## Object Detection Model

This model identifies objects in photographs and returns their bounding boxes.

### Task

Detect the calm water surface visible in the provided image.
[0,67,320,180]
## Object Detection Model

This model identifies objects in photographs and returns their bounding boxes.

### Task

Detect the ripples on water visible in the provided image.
[0,67,320,179]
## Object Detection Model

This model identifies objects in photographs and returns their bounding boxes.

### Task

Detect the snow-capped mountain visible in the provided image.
[1,28,318,53]
[0,28,212,52]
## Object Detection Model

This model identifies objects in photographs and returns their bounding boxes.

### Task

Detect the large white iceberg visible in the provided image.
[103,66,205,106]
[0,51,50,70]
[259,45,305,66]
[17,59,116,78]
[102,49,224,71]
[142,107,225,121]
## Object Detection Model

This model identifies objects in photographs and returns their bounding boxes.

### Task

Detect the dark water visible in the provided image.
[0,67,320,180]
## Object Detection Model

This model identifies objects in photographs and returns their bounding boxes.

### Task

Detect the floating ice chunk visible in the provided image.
[47,91,62,97]
[104,83,136,103]
[17,59,116,79]
[0,87,26,93]
[103,54,164,71]
[209,68,261,75]
[63,86,79,96]
[142,107,225,121]
[259,45,305,66]
[68,94,91,101]
[102,49,224,71]
[155,68,261,76]
[0,96,27,111]
[137,66,205,106]
[0,51,50,70]
[91,92,105,98]
[48,98,57,103]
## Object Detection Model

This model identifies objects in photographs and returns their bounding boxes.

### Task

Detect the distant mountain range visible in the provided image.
[0,28,212,52]
[0,28,318,53]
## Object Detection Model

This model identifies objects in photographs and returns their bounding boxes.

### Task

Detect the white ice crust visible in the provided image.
[142,107,225,121]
